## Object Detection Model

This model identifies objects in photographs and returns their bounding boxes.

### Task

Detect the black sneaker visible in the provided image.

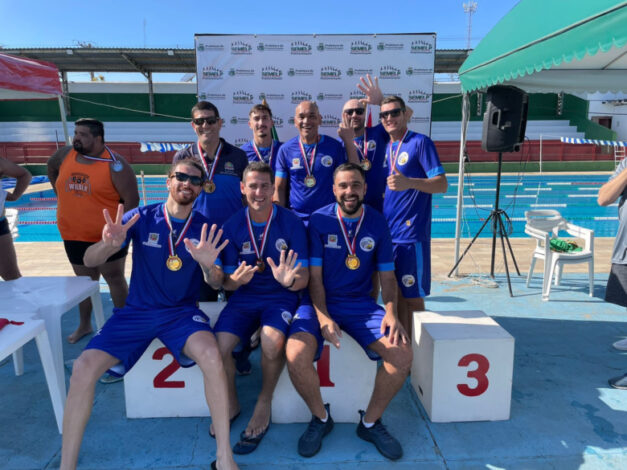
[298,403,334,457]
[356,410,403,460]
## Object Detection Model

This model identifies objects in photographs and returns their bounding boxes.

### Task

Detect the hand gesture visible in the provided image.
[102,204,138,248]
[267,249,302,288]
[319,316,342,349]
[387,172,413,192]
[381,311,408,346]
[230,261,258,286]
[184,223,228,269]
[337,121,355,142]
[357,74,383,106]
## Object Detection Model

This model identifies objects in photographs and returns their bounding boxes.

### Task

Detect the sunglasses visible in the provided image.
[172,171,203,186]
[192,116,219,126]
[379,108,404,120]
[343,108,365,116]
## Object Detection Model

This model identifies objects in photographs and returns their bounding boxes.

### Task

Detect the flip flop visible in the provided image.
[210,461,217,470]
[232,423,270,455]
[209,411,241,439]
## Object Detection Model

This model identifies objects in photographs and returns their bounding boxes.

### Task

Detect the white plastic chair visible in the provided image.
[524,210,594,301]
[5,207,19,239]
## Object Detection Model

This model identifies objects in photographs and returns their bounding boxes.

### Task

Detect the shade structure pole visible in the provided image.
[57,95,71,145]
[452,93,470,276]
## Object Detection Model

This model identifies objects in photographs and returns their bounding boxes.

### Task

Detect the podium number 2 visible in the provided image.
[153,347,185,388]
[457,353,489,397]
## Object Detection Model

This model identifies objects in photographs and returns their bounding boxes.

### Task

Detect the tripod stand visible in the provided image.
[448,152,521,296]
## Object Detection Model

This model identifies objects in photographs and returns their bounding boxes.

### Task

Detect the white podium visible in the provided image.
[272,333,377,423]
[411,310,514,423]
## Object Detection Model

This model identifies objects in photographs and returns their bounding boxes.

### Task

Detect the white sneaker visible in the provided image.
[612,338,627,351]
[609,374,627,390]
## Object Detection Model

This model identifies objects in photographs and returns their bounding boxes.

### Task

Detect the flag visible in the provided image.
[262,97,280,142]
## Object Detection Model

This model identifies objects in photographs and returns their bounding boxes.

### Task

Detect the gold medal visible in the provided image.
[256,259,265,273]
[345,254,360,270]
[166,255,183,271]
[203,180,216,193]
[361,159,372,171]
[304,175,316,188]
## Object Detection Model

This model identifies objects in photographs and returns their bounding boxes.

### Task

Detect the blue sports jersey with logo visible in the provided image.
[309,203,394,302]
[220,204,309,300]
[121,203,212,310]
[383,131,445,243]
[275,135,346,218]
[241,140,283,174]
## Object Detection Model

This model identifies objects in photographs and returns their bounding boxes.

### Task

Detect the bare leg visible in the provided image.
[184,331,239,470]
[397,294,424,341]
[363,335,412,423]
[213,332,242,436]
[67,263,100,343]
[286,332,326,419]
[0,232,21,280]
[99,256,129,308]
[60,349,119,470]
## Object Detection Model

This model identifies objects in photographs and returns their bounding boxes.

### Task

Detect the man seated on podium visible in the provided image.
[211,162,310,454]
[285,162,412,460]
[59,158,239,470]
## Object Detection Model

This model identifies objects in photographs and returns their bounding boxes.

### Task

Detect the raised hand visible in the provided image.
[184,223,229,269]
[357,74,383,106]
[230,260,258,286]
[102,203,139,247]
[337,121,355,142]
[267,249,302,288]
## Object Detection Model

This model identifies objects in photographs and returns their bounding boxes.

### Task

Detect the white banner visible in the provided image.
[195,34,436,146]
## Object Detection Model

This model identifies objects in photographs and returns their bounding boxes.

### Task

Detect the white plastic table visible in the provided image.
[0,318,65,433]
[0,276,104,397]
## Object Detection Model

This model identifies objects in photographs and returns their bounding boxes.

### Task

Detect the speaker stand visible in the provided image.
[448,152,521,296]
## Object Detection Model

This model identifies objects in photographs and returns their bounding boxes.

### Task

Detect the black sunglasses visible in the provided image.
[172,171,203,186]
[192,116,219,126]
[379,108,404,120]
[343,108,365,116]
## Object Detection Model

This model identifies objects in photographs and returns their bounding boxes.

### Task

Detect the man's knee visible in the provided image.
[187,332,222,369]
[70,351,110,388]
[388,344,413,374]
[286,333,316,369]
[261,330,286,361]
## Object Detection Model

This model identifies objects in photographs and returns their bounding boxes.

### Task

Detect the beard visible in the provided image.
[72,140,84,153]
[338,196,363,216]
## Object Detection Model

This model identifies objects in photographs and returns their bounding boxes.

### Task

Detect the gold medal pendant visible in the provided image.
[203,180,216,193]
[166,255,183,271]
[304,175,316,188]
[361,159,372,171]
[345,254,360,270]
[256,259,265,273]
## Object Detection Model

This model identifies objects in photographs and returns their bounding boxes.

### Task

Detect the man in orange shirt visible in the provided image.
[48,118,139,345]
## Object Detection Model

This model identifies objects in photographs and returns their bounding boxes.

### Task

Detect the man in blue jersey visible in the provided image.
[286,162,412,460]
[211,162,310,454]
[274,100,358,224]
[240,103,283,174]
[380,95,448,336]
[59,158,238,470]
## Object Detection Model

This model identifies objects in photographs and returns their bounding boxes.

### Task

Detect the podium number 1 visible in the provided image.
[457,353,489,397]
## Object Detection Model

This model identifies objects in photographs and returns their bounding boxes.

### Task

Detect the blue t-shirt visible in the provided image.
[343,123,390,212]
[240,140,283,174]
[275,135,347,219]
[220,204,309,301]
[173,138,248,228]
[309,203,394,303]
[382,131,445,243]
[121,203,211,310]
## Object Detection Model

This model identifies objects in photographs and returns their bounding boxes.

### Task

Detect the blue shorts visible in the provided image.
[393,241,431,298]
[85,305,213,377]
[289,297,324,361]
[213,295,296,346]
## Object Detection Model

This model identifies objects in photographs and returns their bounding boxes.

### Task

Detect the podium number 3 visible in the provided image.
[457,353,489,397]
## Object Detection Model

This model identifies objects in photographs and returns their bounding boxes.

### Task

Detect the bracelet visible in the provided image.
[286,278,296,289]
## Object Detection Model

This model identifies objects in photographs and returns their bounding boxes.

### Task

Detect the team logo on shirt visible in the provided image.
[281,310,293,324]
[275,238,288,251]
[224,162,235,173]
[142,232,162,248]
[321,155,333,167]
[192,314,209,323]
[325,234,340,249]
[184,238,200,253]
[359,237,375,252]
[241,241,254,254]
[402,275,416,287]
[291,158,302,169]
[398,152,409,166]
[367,140,376,150]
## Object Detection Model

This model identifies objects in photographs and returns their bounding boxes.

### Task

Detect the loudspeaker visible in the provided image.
[481,85,528,152]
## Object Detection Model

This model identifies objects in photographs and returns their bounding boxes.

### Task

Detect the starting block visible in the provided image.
[272,333,377,423]
[123,302,224,418]
[411,310,514,423]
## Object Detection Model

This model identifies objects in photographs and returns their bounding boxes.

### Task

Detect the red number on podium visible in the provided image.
[457,353,489,397]
[317,345,335,387]
[153,347,185,388]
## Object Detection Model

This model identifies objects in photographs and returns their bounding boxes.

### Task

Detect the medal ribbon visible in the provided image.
[81,146,118,164]
[387,129,410,175]
[163,204,194,259]
[353,127,368,162]
[298,139,317,179]
[336,204,366,257]
[245,206,274,262]
[252,140,274,166]
[197,141,223,182]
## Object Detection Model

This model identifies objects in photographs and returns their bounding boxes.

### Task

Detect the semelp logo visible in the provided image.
[233,91,254,104]
[406,67,433,76]
[273,116,284,128]
[320,114,341,127]
[350,40,372,54]
[408,90,431,103]
[261,66,283,80]
[257,42,284,52]
[291,91,312,103]
[320,66,342,80]
[234,137,249,147]
[411,40,433,53]
[379,65,401,79]
[346,67,373,77]
[291,41,312,55]
[202,66,224,79]
[231,41,252,54]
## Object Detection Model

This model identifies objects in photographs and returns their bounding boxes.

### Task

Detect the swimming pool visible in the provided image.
[5,174,620,242]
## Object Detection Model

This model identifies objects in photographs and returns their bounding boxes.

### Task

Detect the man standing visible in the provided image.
[286,163,411,460]
[380,96,448,335]
[213,162,309,454]
[598,158,627,388]
[60,158,238,470]
[241,103,283,174]
[47,118,139,344]
[274,101,357,224]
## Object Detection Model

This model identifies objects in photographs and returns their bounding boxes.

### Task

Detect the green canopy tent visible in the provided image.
[452,0,627,273]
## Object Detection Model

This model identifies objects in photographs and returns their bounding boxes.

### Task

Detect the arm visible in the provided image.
[387,172,448,193]
[274,176,288,206]
[309,265,342,348]
[338,121,358,164]
[46,146,71,195]
[110,155,140,211]
[1,159,32,202]
[84,204,139,267]
[598,165,627,206]
[378,270,408,345]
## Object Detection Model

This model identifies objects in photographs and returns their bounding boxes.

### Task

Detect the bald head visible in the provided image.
[294,101,321,144]
[342,99,366,134]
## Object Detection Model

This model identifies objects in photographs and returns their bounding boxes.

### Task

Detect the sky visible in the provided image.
[0,0,521,81]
